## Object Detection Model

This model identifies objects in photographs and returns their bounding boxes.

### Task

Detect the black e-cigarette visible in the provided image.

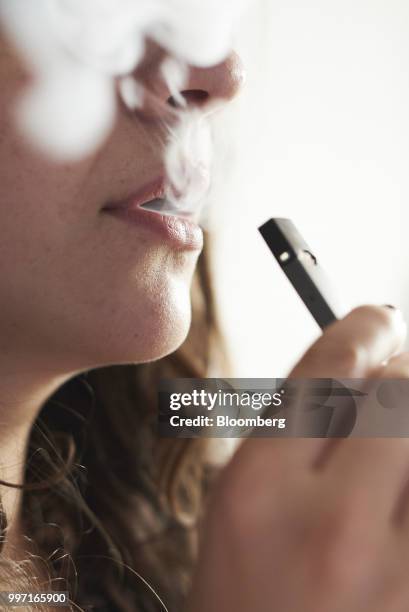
[259,218,341,330]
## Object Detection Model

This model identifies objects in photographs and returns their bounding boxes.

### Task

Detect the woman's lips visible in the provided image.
[101,178,203,251]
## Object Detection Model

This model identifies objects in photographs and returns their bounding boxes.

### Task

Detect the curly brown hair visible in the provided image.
[0,236,226,612]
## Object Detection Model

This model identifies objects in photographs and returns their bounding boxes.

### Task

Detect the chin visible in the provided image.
[85,276,194,368]
[134,300,193,363]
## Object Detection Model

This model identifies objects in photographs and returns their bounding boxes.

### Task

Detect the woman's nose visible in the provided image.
[129,41,245,118]
[181,52,245,106]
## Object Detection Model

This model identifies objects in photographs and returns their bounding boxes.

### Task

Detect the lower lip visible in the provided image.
[102,206,203,250]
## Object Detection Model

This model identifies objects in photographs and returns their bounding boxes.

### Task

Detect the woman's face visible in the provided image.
[0,33,243,374]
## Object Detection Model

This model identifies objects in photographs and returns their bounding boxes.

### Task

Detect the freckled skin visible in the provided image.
[0,27,244,377]
[0,35,201,374]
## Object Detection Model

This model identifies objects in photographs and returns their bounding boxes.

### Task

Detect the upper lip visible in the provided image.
[102,176,166,212]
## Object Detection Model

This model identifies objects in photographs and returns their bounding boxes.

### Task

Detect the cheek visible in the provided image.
[0,143,200,369]
[0,85,200,370]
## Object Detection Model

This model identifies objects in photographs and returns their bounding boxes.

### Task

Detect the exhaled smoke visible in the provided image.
[157,59,214,218]
[163,109,213,216]
[0,0,248,218]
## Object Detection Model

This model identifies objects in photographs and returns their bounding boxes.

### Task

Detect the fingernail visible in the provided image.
[381,304,405,325]
[382,305,407,335]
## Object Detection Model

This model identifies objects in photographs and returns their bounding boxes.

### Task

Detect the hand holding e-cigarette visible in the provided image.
[188,304,409,612]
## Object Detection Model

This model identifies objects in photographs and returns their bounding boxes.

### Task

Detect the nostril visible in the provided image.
[182,90,209,105]
[167,90,209,108]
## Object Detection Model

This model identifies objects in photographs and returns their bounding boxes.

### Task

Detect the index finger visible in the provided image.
[290,305,406,378]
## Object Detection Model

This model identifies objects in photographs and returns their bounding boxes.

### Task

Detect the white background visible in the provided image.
[212,0,409,377]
